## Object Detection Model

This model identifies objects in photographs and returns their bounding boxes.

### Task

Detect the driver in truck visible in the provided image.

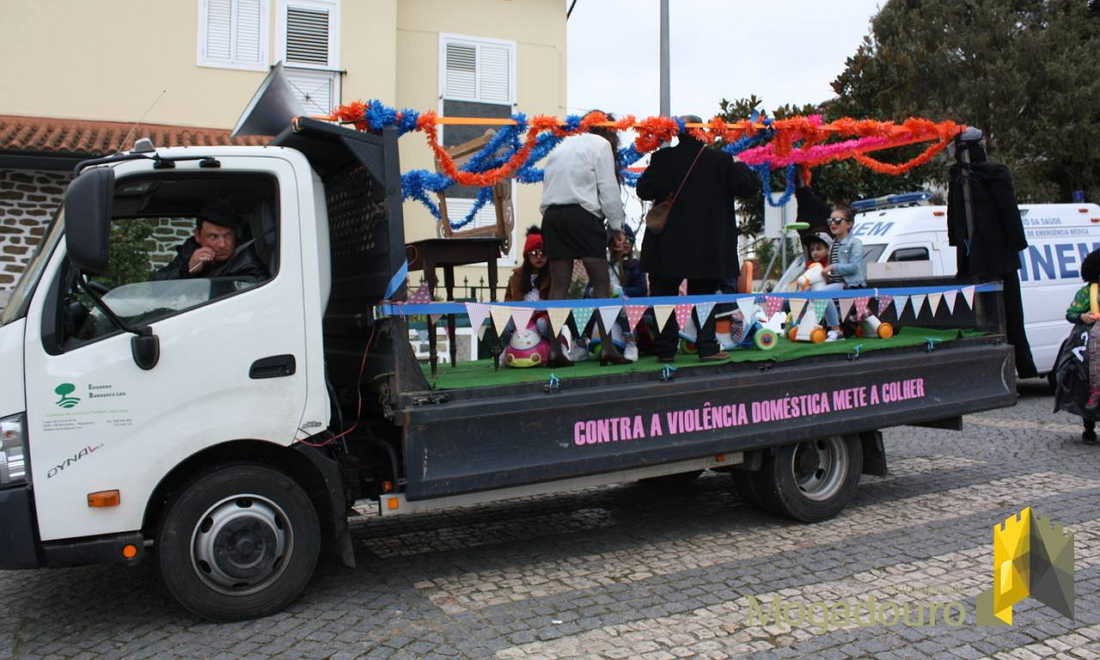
[153,204,268,280]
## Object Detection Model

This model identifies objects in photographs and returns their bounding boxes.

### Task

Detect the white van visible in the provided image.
[776,199,1100,375]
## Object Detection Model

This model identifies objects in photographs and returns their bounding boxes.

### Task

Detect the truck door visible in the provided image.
[22,156,311,542]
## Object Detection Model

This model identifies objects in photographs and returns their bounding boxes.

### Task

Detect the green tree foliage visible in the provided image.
[103,219,156,288]
[831,0,1100,202]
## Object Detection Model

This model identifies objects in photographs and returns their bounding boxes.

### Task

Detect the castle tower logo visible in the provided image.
[977,507,1075,625]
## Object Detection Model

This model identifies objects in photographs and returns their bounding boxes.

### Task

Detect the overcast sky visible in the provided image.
[566,0,884,118]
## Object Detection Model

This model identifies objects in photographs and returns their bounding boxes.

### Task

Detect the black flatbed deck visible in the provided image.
[396,334,1014,501]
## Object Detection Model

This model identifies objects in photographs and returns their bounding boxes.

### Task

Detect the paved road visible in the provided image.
[1,379,1098,658]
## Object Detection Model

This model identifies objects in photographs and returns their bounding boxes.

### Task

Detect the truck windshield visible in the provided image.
[0,210,63,326]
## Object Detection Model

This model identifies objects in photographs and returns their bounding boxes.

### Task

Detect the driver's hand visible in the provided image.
[188,247,216,274]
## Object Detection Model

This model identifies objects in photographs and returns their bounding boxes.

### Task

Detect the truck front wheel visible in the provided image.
[156,464,321,621]
[755,435,862,522]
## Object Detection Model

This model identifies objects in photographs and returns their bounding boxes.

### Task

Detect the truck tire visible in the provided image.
[156,464,321,621]
[730,469,771,510]
[756,435,862,522]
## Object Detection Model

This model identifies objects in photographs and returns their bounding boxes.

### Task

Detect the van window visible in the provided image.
[862,244,886,262]
[887,247,929,262]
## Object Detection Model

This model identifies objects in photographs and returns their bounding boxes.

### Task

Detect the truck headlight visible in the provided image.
[0,413,26,486]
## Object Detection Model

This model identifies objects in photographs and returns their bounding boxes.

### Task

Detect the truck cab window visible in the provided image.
[56,172,279,347]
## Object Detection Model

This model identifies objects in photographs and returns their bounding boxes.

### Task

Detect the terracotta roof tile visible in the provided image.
[0,115,268,157]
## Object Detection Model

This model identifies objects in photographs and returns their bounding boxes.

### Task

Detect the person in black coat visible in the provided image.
[637,115,759,361]
[154,204,267,281]
[947,133,1037,378]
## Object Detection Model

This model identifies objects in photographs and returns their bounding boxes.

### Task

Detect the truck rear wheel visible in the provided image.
[754,435,862,522]
[156,464,320,621]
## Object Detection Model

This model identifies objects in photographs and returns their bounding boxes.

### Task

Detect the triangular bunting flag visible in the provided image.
[465,302,490,337]
[838,297,856,322]
[597,305,622,335]
[511,307,534,332]
[893,295,910,318]
[489,306,514,334]
[572,306,595,334]
[674,303,694,330]
[877,294,894,315]
[546,308,571,336]
[853,296,870,320]
[910,294,926,318]
[928,292,943,316]
[736,297,758,321]
[961,285,976,309]
[624,305,648,332]
[789,298,808,322]
[764,296,785,317]
[653,305,675,331]
[407,281,432,304]
[797,308,820,336]
[943,290,958,314]
[811,299,829,322]
[695,301,717,327]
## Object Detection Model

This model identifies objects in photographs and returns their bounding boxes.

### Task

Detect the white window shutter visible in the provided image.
[478,45,511,104]
[445,197,497,230]
[204,0,233,61]
[234,0,264,65]
[285,5,331,65]
[285,69,335,114]
[445,43,477,100]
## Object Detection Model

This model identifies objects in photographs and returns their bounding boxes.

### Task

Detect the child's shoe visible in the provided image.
[623,342,639,363]
[1083,428,1098,445]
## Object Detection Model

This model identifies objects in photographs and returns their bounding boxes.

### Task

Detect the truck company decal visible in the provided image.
[47,443,104,479]
[573,378,926,447]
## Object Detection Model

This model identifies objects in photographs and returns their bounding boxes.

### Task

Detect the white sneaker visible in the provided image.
[825,330,841,343]
[624,343,639,362]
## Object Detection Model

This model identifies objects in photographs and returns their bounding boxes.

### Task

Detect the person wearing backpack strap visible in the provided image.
[637,114,758,362]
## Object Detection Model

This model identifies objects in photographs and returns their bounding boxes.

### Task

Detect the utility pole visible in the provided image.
[659,0,670,117]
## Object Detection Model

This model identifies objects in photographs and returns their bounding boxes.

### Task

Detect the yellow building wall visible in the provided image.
[0,0,565,291]
[395,0,566,281]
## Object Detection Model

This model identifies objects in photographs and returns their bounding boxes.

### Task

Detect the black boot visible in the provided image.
[547,336,573,368]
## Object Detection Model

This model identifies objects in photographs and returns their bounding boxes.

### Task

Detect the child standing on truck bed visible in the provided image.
[1060,249,1100,444]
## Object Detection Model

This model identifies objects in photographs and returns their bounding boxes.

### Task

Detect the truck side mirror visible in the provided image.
[64,167,114,276]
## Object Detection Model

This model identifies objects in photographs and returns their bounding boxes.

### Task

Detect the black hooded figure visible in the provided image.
[947,130,1037,378]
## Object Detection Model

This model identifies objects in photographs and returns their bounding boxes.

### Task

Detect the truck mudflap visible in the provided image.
[0,485,40,569]
[400,341,1015,501]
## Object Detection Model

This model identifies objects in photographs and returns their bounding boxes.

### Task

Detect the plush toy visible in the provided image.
[503,322,550,367]
[796,261,827,291]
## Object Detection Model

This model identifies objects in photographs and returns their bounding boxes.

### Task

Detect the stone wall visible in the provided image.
[0,169,69,292]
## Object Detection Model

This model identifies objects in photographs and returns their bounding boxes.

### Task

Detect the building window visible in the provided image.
[278,0,340,114]
[198,0,270,71]
[439,34,516,230]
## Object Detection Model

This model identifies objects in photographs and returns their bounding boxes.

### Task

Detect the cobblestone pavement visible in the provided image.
[1,379,1098,658]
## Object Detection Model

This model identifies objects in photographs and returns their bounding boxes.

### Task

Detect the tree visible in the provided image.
[830,0,1100,202]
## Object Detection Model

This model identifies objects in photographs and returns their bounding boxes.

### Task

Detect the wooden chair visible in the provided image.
[435,129,515,253]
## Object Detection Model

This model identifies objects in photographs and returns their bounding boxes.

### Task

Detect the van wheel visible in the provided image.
[755,435,862,522]
[156,465,320,621]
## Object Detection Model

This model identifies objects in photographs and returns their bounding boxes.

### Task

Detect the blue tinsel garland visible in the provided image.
[351,100,798,222]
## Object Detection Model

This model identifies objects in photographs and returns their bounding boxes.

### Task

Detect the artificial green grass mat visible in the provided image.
[421,328,986,390]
